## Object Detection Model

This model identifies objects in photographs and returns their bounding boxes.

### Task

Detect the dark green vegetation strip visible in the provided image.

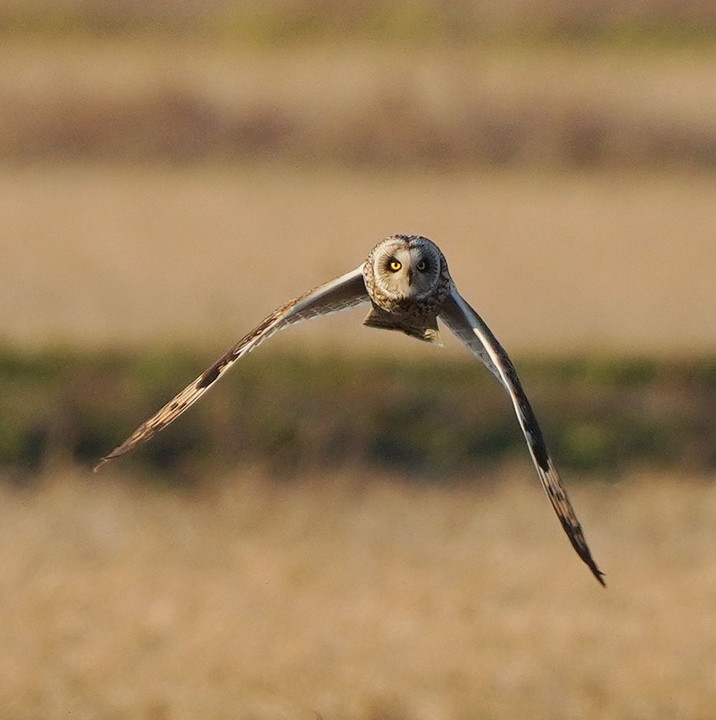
[2,347,714,483]
[1,1,712,47]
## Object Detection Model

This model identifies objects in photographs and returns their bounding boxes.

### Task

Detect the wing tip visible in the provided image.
[93,455,114,473]
[593,567,607,587]
[584,555,607,587]
[93,447,125,473]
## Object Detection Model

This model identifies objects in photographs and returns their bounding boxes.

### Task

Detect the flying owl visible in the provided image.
[96,234,604,585]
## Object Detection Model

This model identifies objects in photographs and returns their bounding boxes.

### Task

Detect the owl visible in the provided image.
[96,234,604,585]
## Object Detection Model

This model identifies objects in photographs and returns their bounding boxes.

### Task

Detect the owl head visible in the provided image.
[366,234,447,302]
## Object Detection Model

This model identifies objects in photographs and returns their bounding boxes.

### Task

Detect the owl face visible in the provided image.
[369,235,444,301]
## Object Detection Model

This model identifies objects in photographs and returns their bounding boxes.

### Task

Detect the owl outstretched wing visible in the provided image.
[439,286,605,586]
[94,267,369,471]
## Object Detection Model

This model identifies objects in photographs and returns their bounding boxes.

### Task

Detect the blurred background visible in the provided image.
[1,1,715,718]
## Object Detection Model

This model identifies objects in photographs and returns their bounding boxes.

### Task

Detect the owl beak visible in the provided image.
[406,267,413,286]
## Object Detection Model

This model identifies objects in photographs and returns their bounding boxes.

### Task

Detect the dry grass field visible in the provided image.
[1,467,714,719]
[4,165,715,355]
[1,38,714,168]
[2,13,714,718]
[1,25,713,356]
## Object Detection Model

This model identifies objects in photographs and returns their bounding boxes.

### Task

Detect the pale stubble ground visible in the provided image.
[2,30,715,720]
[0,467,714,719]
[3,165,715,357]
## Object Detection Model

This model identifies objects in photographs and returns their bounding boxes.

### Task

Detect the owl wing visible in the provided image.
[94,267,369,471]
[439,285,605,586]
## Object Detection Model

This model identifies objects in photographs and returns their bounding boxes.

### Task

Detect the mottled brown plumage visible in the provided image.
[362,235,450,344]
[96,234,604,586]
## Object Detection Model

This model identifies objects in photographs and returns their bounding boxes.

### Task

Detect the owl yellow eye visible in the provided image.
[389,260,402,272]
[417,260,427,271]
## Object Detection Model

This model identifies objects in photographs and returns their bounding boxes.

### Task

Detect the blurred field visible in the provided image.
[3,349,714,475]
[1,0,713,44]
[1,6,714,354]
[1,38,714,168]
[2,7,715,717]
[3,165,715,354]
[1,468,715,719]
